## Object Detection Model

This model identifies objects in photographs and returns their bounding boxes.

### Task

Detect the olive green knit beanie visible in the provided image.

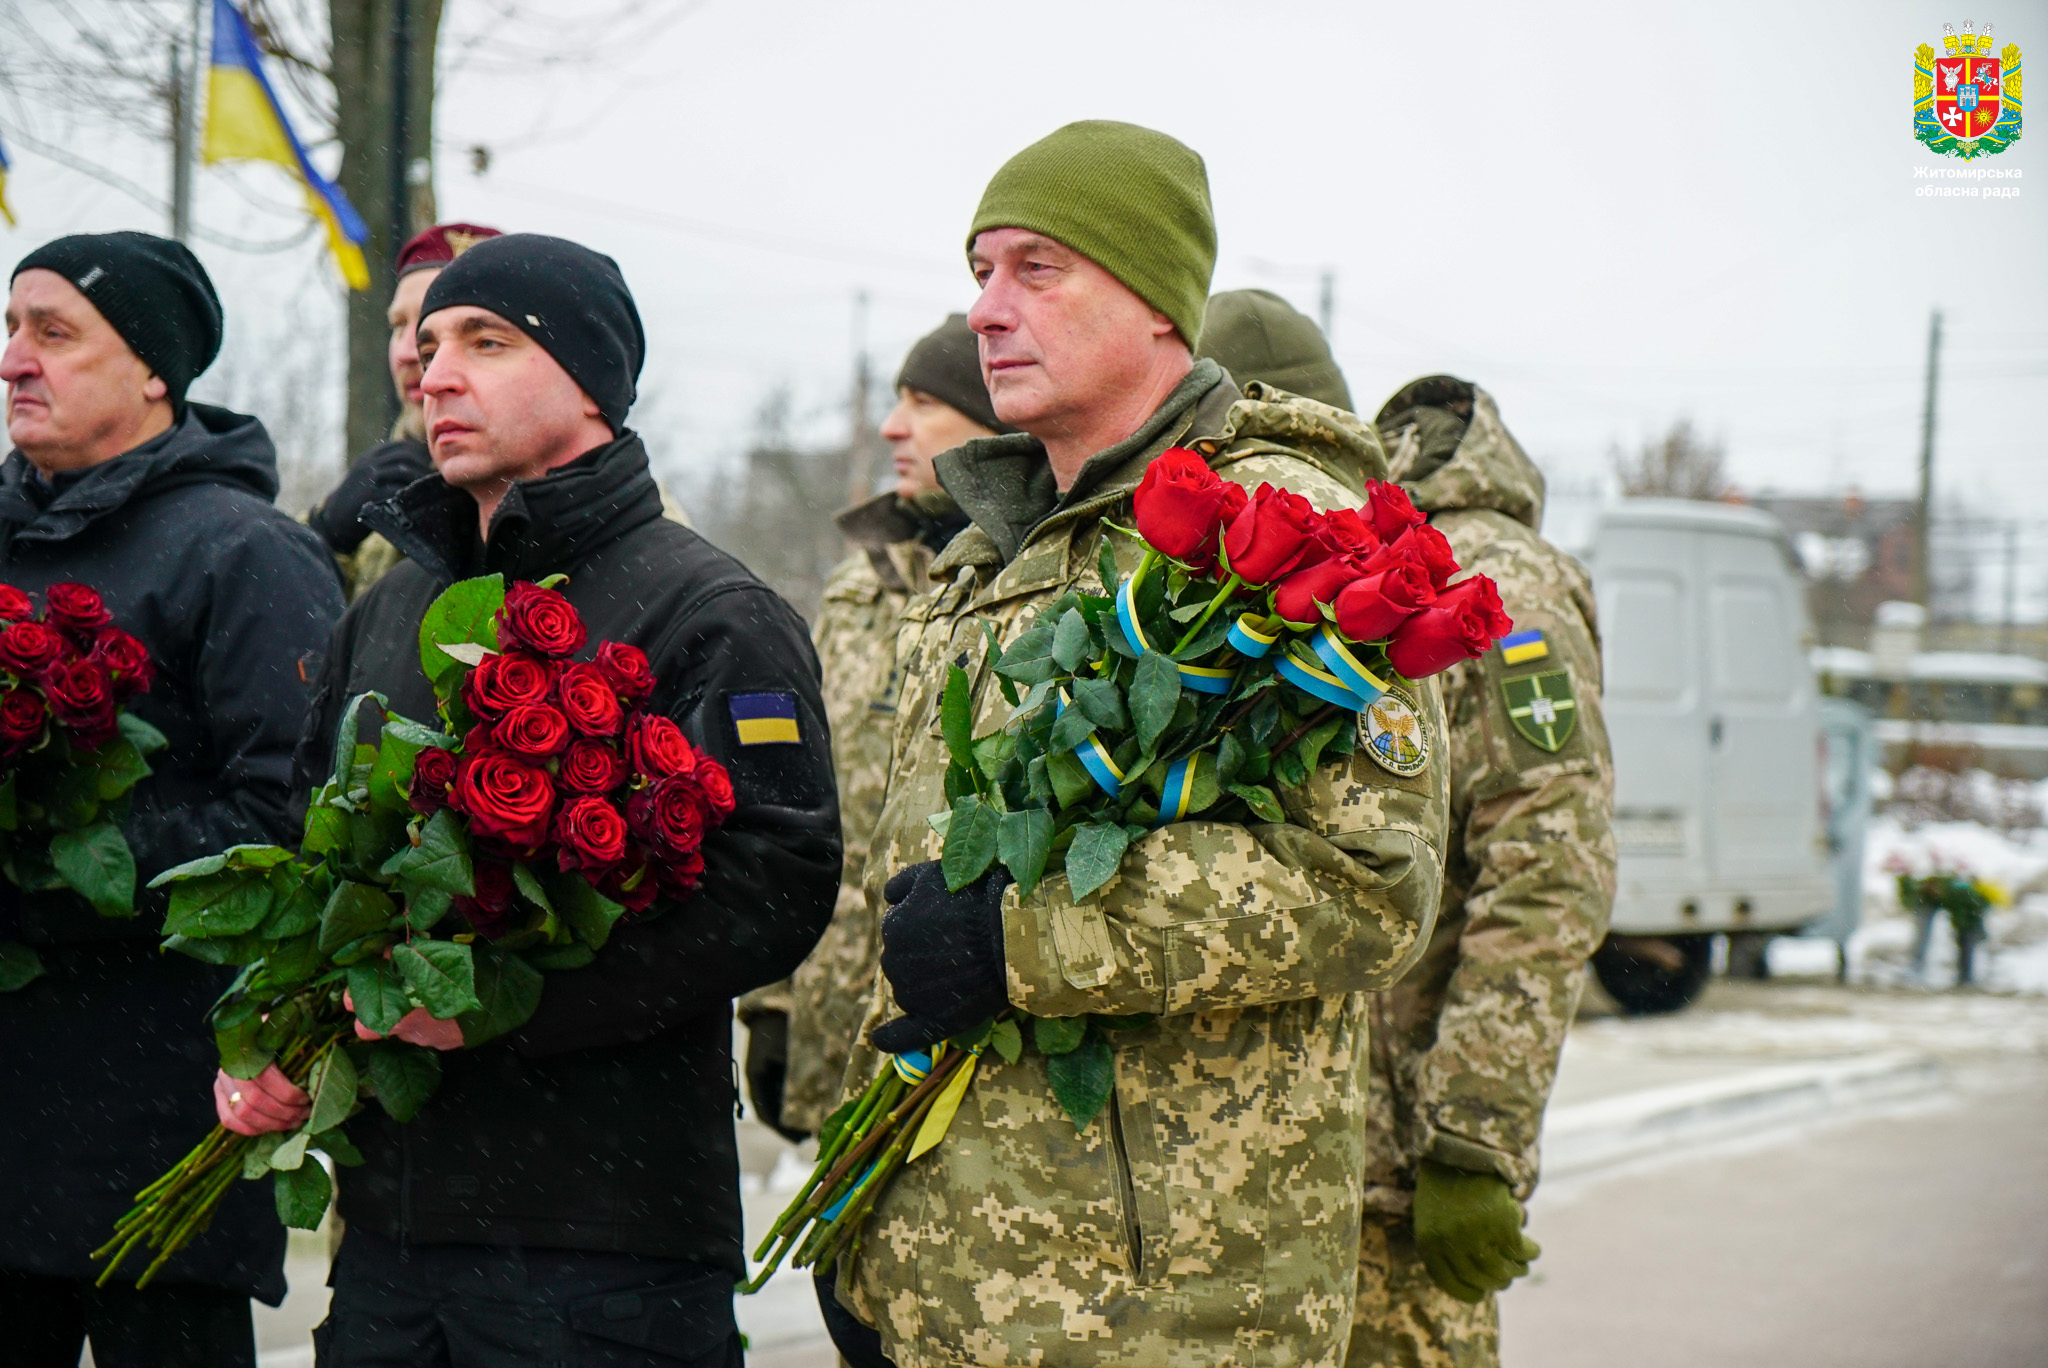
[1197,288,1354,411]
[967,121,1216,350]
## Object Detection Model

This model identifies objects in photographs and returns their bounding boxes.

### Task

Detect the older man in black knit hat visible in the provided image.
[233,233,838,1366]
[0,232,343,1366]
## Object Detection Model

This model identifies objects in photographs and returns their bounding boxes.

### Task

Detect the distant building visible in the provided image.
[1748,492,1973,646]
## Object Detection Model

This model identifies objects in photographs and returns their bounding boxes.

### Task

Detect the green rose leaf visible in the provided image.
[313,1128,364,1167]
[1046,1031,1114,1129]
[380,808,475,898]
[545,872,624,951]
[513,863,553,913]
[997,807,1053,898]
[1032,1014,1086,1055]
[166,871,275,938]
[1128,651,1180,752]
[1216,730,1248,788]
[418,574,505,688]
[989,1017,1024,1065]
[392,940,481,1020]
[273,1159,333,1230]
[1051,608,1095,673]
[457,942,545,1046]
[404,886,454,933]
[263,931,326,986]
[51,820,135,917]
[1227,782,1287,823]
[117,711,169,755]
[940,664,977,775]
[240,1132,285,1179]
[940,794,1000,893]
[268,1130,310,1172]
[319,881,396,953]
[260,870,323,938]
[526,942,595,971]
[302,802,351,857]
[1293,715,1347,773]
[366,1042,441,1123]
[328,691,389,792]
[0,940,44,992]
[305,1047,360,1135]
[1071,678,1128,731]
[346,959,410,1036]
[1064,822,1132,903]
[1047,704,1098,757]
[993,619,1058,685]
[1047,749,1095,809]
[90,737,151,801]
[971,731,1017,785]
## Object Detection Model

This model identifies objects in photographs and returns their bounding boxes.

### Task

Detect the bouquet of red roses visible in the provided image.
[93,574,730,1287]
[747,456,1510,1289]
[0,581,166,993]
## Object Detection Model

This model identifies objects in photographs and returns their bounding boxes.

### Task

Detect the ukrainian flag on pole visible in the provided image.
[203,0,369,288]
[0,131,17,227]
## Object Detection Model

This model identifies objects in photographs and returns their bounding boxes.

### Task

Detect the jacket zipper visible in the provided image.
[1107,1087,1144,1282]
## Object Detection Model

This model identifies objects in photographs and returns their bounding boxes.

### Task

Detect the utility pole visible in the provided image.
[2001,521,2018,655]
[384,0,412,429]
[169,0,201,243]
[1318,269,1335,340]
[846,290,875,508]
[1912,308,1942,608]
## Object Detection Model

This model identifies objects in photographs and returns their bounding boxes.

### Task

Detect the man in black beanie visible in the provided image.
[244,232,838,1365]
[0,233,344,1365]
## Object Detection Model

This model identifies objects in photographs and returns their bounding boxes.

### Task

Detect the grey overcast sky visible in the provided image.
[6,0,2045,526]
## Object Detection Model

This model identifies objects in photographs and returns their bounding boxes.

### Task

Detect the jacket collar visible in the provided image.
[363,431,666,584]
[0,403,279,552]
[933,358,1228,565]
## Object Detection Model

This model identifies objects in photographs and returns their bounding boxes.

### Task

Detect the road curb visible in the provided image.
[1541,1050,1945,1178]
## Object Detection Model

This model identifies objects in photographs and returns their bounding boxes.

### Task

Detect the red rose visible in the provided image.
[409,745,459,814]
[627,775,707,858]
[1316,507,1381,559]
[462,651,555,720]
[693,756,736,824]
[655,848,707,897]
[0,585,32,622]
[558,738,628,795]
[498,581,587,658]
[1133,448,1234,567]
[594,641,657,702]
[555,663,624,738]
[451,751,557,849]
[1222,483,1321,585]
[44,582,113,636]
[554,795,629,875]
[0,621,65,676]
[1386,575,1513,678]
[625,714,697,780]
[1333,562,1437,642]
[1272,554,1369,627]
[493,703,572,760]
[1362,524,1459,591]
[1364,479,1427,542]
[455,859,519,939]
[42,657,116,747]
[90,627,154,702]
[0,687,47,756]
[600,860,661,914]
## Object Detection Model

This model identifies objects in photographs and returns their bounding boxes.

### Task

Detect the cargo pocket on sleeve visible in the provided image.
[1162,902,1334,1014]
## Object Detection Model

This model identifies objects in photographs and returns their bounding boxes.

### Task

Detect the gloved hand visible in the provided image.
[746,1010,809,1143]
[869,861,1011,1055]
[1411,1159,1541,1303]
[213,1065,310,1137]
[307,441,434,554]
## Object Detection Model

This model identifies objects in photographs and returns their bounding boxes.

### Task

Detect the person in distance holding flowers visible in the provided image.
[828,122,1452,1368]
[265,233,837,1366]
[0,233,344,1366]
[1343,376,1615,1368]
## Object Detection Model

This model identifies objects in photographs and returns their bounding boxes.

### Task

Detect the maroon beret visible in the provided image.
[395,222,503,277]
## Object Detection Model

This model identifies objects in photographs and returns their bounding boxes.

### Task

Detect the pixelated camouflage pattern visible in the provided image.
[737,528,938,1130]
[838,378,1451,1368]
[1347,383,1613,1296]
[1347,1218,1498,1368]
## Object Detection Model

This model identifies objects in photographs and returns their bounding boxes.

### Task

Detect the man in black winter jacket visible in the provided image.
[273,234,839,1366]
[0,234,344,1365]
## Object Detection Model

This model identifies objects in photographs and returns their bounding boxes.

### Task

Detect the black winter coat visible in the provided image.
[301,433,838,1271]
[0,405,345,1301]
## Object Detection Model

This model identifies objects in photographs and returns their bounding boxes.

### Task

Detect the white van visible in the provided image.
[1582,499,1834,1011]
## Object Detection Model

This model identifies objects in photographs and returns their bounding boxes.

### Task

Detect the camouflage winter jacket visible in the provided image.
[747,495,953,1131]
[1361,383,1617,1215]
[840,362,1450,1368]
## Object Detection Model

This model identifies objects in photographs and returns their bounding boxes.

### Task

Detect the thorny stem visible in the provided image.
[1273,703,1341,757]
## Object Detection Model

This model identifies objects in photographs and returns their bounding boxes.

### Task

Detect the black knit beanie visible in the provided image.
[11,231,224,411]
[895,314,1011,434]
[419,233,644,434]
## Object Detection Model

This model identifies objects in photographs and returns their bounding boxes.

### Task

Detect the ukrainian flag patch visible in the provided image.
[1499,629,1548,665]
[729,692,801,745]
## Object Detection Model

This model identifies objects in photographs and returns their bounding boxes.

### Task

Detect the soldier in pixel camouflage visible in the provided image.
[739,314,1001,1141]
[1347,376,1617,1368]
[825,120,1451,1368]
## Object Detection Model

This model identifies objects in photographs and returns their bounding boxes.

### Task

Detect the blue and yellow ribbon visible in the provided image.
[1310,624,1391,706]
[908,1044,986,1160]
[1156,750,1209,826]
[1276,641,1370,711]
[1227,612,1280,659]
[1056,688,1125,799]
[1117,568,1240,694]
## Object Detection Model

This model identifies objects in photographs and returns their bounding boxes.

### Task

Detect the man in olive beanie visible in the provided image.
[1198,287,1355,412]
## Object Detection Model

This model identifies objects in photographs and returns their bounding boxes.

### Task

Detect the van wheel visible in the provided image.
[1592,934,1713,1015]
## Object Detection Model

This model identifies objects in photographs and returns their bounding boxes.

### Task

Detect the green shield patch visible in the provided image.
[1502,670,1577,752]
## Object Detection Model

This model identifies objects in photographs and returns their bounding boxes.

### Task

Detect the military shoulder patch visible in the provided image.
[1360,686,1430,777]
[1498,628,1549,665]
[1502,670,1576,752]
[729,691,801,745]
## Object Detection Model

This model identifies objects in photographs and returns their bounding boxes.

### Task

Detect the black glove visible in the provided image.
[869,861,1011,1055]
[744,1011,807,1143]
[308,441,435,554]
